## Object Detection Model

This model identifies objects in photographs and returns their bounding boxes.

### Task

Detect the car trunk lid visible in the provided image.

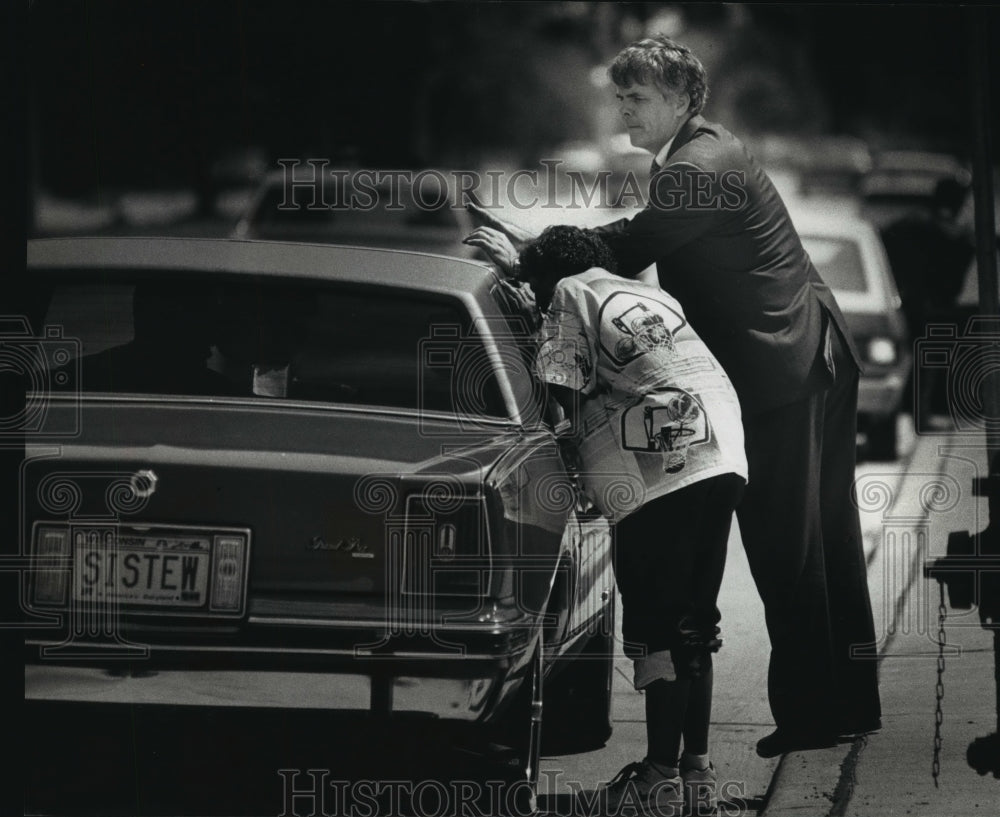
[23,399,516,614]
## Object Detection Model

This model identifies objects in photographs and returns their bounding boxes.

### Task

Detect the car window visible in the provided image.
[801,235,868,293]
[39,272,508,417]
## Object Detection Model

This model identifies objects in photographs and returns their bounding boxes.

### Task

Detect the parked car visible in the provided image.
[232,167,481,259]
[791,210,912,459]
[859,150,972,230]
[752,133,873,198]
[22,237,616,803]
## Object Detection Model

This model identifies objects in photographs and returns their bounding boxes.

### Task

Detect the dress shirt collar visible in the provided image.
[653,137,675,171]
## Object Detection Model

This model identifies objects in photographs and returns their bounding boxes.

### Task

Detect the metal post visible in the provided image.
[969,2,1000,759]
[925,16,1000,775]
[995,631,1000,733]
[968,8,1000,493]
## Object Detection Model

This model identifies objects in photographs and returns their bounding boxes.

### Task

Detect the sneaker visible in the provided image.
[596,759,684,817]
[680,762,717,816]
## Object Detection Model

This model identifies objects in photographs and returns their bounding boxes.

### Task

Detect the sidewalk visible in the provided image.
[763,428,1000,817]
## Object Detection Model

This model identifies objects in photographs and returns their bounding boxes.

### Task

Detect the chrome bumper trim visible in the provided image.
[246,614,526,633]
[24,665,497,719]
[24,638,511,662]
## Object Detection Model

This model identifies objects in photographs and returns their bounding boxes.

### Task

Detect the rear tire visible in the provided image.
[543,592,615,753]
[489,641,542,816]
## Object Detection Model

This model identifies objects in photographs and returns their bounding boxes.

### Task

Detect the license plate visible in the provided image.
[73,532,212,609]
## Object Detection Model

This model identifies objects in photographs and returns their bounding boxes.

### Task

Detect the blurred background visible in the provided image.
[27,1,1000,462]
[26,0,998,236]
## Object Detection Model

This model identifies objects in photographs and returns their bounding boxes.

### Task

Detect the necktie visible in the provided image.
[650,159,661,177]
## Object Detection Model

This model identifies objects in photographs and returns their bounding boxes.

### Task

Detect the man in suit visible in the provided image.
[465,34,881,759]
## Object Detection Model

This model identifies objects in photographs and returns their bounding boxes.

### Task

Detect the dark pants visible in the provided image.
[737,324,882,734]
[613,473,745,678]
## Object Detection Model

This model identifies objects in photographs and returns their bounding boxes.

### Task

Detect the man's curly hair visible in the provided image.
[608,34,709,115]
[518,225,618,291]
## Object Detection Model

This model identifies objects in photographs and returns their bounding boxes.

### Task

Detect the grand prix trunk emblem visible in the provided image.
[309,536,372,558]
[129,469,158,500]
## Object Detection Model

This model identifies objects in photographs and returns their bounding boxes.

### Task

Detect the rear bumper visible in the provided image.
[24,665,504,720]
[24,618,537,721]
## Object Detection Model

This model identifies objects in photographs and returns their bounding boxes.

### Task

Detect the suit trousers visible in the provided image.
[736,321,882,735]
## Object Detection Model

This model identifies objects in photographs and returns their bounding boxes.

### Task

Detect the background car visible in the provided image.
[859,149,972,230]
[22,237,617,805]
[791,209,912,460]
[751,133,873,199]
[232,167,481,259]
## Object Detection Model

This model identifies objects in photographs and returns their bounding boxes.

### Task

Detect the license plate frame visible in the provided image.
[58,522,252,618]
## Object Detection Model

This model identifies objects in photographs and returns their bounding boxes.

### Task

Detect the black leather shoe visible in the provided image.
[755,729,837,758]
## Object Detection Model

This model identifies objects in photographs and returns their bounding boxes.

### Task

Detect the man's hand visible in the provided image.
[463,226,521,278]
[493,279,541,332]
[465,201,536,245]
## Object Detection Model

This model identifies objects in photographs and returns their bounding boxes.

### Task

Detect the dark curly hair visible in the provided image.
[608,34,709,116]
[518,225,617,310]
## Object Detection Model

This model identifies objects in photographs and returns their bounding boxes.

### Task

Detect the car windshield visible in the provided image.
[38,271,508,417]
[801,235,868,293]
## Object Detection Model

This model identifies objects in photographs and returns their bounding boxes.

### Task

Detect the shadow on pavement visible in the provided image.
[24,701,535,817]
[968,733,1000,778]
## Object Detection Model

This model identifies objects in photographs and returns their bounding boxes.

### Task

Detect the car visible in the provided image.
[791,210,912,460]
[859,150,972,230]
[752,133,873,198]
[21,237,617,805]
[232,167,481,259]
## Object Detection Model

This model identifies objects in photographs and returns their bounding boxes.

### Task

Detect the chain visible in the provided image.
[932,581,947,788]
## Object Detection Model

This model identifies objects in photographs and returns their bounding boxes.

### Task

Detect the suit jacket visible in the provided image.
[592,115,860,416]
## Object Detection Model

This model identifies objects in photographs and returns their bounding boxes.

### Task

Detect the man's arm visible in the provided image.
[466,165,725,278]
[591,163,725,277]
[465,202,537,246]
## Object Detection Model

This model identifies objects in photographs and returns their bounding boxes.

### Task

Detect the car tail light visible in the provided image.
[867,337,897,365]
[31,525,71,606]
[210,535,249,612]
[401,494,490,597]
[436,523,457,561]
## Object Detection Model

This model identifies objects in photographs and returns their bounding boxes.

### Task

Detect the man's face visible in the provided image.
[615,82,690,153]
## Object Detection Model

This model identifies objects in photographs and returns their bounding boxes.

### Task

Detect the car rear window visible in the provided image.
[37,272,508,417]
[801,236,867,293]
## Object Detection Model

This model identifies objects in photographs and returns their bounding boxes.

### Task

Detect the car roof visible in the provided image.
[28,236,497,296]
[257,166,461,189]
[786,209,900,313]
[787,208,880,240]
[871,150,968,174]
